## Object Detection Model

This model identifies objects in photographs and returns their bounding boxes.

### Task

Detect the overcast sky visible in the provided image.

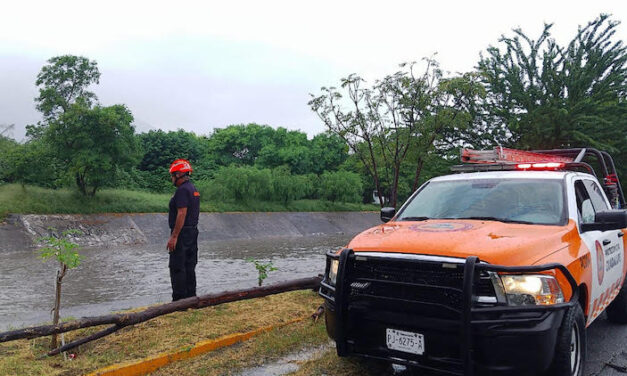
[1,0,625,141]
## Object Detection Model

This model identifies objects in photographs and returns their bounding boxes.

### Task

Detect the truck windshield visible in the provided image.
[397,179,566,225]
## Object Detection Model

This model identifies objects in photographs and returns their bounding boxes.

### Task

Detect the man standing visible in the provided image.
[167,159,200,301]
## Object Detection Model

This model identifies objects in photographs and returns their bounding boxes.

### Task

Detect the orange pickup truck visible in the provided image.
[320,148,627,376]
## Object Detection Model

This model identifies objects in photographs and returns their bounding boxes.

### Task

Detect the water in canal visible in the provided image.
[0,234,352,330]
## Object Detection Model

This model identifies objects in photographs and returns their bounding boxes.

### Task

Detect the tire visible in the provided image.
[606,279,627,324]
[547,304,586,376]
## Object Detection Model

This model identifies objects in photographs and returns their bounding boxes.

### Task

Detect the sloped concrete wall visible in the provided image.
[0,212,379,251]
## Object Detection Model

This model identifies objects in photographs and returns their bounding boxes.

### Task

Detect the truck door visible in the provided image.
[575,179,625,324]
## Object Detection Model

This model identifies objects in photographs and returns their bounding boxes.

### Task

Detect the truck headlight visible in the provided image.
[500,275,564,306]
[328,259,339,285]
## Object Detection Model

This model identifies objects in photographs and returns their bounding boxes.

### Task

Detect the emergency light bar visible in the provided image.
[516,162,566,170]
[453,147,624,209]
[450,162,591,174]
[454,148,576,172]
[461,147,573,164]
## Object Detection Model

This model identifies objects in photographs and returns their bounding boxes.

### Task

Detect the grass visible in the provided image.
[0,184,377,220]
[0,290,327,376]
[152,316,329,376]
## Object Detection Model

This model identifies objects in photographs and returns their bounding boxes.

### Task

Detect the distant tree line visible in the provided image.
[1,15,624,206]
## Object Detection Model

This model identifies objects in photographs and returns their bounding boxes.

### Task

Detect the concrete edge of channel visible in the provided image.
[85,316,309,376]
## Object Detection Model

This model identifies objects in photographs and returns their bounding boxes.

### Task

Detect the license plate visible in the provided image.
[386,328,424,355]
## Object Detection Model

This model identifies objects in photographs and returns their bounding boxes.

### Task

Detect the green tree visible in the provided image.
[135,129,210,191]
[0,135,18,183]
[207,124,276,166]
[46,103,140,195]
[137,129,207,172]
[32,55,140,195]
[409,72,485,191]
[310,60,481,207]
[37,228,82,350]
[35,55,100,121]
[477,15,626,194]
[1,139,61,187]
[477,15,625,150]
[310,132,349,174]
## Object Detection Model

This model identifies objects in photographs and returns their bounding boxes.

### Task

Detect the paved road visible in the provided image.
[585,312,627,376]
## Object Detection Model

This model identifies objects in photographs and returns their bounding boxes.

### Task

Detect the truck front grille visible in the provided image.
[347,255,497,319]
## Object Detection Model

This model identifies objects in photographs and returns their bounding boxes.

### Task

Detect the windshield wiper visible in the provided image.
[452,216,535,224]
[398,216,431,221]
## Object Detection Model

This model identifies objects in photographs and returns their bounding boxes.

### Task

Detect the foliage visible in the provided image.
[1,138,62,188]
[38,228,83,269]
[272,166,309,204]
[37,227,83,349]
[309,60,482,207]
[137,129,210,179]
[246,258,278,286]
[477,14,625,150]
[309,132,349,174]
[207,166,274,201]
[0,136,19,182]
[35,55,100,121]
[207,123,277,166]
[207,124,349,175]
[45,103,140,195]
[27,55,141,196]
[319,171,363,203]
[477,14,626,194]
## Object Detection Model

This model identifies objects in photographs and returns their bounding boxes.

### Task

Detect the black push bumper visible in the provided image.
[319,249,578,376]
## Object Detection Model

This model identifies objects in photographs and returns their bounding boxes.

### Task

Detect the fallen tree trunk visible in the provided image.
[0,276,322,350]
[46,325,120,357]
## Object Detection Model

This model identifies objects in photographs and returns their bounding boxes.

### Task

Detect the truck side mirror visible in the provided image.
[380,207,396,223]
[581,210,627,232]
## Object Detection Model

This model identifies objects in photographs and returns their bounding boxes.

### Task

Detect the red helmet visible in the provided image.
[169,159,193,174]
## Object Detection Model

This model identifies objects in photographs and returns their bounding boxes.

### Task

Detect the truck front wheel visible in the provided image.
[547,304,586,376]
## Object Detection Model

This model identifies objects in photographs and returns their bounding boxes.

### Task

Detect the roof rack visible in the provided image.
[453,147,625,209]
[461,147,573,164]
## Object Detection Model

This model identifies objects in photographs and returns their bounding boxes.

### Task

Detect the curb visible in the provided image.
[86,316,308,376]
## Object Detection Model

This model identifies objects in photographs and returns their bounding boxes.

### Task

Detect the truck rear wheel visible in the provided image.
[606,280,627,324]
[547,304,586,376]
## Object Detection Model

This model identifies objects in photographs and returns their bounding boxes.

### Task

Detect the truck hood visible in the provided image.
[347,219,578,266]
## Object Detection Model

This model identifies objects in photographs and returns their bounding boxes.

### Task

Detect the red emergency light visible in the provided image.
[515,162,566,171]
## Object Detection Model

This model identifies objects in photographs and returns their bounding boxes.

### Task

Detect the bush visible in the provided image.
[319,171,363,203]
[272,166,307,204]
[194,166,362,205]
[205,166,273,201]
[115,168,172,193]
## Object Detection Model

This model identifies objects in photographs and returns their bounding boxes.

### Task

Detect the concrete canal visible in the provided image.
[0,212,378,330]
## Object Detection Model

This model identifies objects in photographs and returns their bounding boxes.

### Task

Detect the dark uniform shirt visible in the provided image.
[168,181,200,229]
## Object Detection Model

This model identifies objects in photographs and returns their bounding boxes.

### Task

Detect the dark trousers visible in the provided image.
[169,227,198,301]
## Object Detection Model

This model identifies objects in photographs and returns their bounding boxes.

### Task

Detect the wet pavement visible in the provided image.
[235,343,333,376]
[262,316,627,376]
[0,234,352,330]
